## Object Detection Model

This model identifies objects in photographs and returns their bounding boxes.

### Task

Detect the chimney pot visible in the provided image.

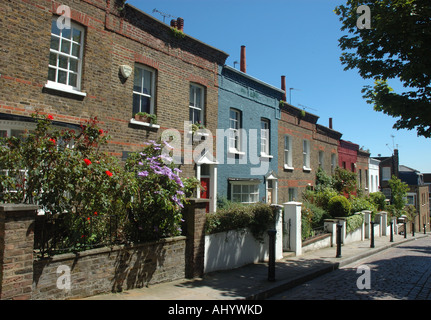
[170,19,177,28]
[329,118,333,129]
[177,17,184,31]
[240,45,246,73]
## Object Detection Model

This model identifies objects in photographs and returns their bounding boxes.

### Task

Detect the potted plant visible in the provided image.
[134,112,157,124]
[191,121,205,133]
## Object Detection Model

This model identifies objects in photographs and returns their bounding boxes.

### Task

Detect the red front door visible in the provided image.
[200,178,210,213]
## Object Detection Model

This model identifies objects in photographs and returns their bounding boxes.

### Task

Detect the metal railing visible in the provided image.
[34,213,121,258]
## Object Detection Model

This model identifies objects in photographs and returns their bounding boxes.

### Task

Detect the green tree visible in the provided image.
[388,175,410,217]
[335,0,431,137]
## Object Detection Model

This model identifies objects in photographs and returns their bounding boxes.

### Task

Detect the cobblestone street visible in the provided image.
[269,237,431,300]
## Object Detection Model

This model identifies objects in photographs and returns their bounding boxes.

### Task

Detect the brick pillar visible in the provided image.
[183,199,208,279]
[0,204,38,300]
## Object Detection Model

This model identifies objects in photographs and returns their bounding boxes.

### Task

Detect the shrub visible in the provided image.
[350,196,376,214]
[369,192,387,211]
[346,214,364,234]
[328,195,352,218]
[205,202,274,242]
[301,201,331,240]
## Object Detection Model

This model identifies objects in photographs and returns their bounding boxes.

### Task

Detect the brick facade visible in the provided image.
[278,104,341,203]
[0,0,228,179]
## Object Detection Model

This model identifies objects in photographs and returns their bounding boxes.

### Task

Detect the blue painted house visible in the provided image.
[216,46,285,207]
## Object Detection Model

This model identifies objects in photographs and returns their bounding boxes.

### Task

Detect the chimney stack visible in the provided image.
[329,118,333,129]
[240,45,246,73]
[281,76,286,101]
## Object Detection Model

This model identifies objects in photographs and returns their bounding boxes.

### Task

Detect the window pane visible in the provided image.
[71,43,80,58]
[62,27,71,39]
[232,194,241,202]
[72,28,82,43]
[59,55,68,69]
[133,68,142,92]
[195,87,202,108]
[140,96,151,114]
[58,70,67,84]
[233,185,241,194]
[69,58,78,72]
[48,68,56,81]
[69,73,77,87]
[51,20,60,35]
[132,94,140,115]
[143,69,152,94]
[61,39,70,54]
[0,130,7,138]
[189,86,195,106]
[50,36,60,51]
[49,52,57,66]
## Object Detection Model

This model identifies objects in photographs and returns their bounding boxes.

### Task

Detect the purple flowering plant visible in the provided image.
[124,140,190,241]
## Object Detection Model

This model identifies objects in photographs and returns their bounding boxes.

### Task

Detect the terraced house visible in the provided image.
[0,0,228,212]
[277,100,342,203]
[216,46,284,206]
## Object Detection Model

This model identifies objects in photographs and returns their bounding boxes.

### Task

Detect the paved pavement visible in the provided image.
[82,232,429,300]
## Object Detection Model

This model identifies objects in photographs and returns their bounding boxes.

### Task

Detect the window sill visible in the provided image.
[228,148,245,156]
[129,118,160,129]
[260,153,273,159]
[44,82,87,97]
[303,166,312,172]
[188,131,209,137]
[284,164,294,171]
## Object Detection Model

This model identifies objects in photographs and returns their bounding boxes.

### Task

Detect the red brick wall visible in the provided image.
[0,0,227,177]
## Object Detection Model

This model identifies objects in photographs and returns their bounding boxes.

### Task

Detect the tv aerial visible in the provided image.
[298,104,318,112]
[152,8,177,23]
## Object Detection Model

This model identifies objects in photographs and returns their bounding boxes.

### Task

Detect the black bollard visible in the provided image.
[404,221,407,238]
[267,229,276,282]
[370,221,375,248]
[336,222,342,258]
[390,221,394,242]
[412,222,415,236]
[424,224,426,235]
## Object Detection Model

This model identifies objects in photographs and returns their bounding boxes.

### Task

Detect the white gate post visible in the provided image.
[283,202,302,256]
[271,204,283,260]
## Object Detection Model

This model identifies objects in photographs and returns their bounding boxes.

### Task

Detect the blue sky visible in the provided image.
[128,0,431,173]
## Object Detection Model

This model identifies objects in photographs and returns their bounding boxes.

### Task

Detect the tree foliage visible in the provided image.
[335,0,431,137]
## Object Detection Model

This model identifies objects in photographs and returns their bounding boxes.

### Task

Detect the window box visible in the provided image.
[129,118,160,129]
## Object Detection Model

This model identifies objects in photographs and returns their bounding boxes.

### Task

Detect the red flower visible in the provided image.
[83,158,92,166]
[94,212,98,216]
[49,138,56,144]
[99,129,103,135]
[105,170,113,177]
[47,115,54,120]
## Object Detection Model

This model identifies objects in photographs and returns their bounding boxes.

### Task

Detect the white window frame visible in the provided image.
[303,139,311,171]
[133,64,156,116]
[260,118,270,157]
[331,153,337,174]
[229,109,241,153]
[45,18,86,96]
[406,193,416,206]
[318,150,324,169]
[288,187,297,202]
[284,135,293,170]
[230,181,259,204]
[189,83,205,125]
[382,167,391,181]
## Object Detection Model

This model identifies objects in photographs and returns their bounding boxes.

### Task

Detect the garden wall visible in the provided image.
[32,237,186,300]
[204,228,269,274]
[0,201,206,300]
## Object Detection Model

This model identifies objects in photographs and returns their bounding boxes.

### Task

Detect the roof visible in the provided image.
[399,165,420,173]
